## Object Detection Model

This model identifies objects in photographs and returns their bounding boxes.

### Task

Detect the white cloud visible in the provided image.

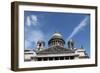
[25,15,45,49]
[26,15,38,26]
[25,30,45,49]
[25,40,32,49]
[26,16,31,26]
[31,15,38,26]
[66,17,89,42]
[30,30,44,43]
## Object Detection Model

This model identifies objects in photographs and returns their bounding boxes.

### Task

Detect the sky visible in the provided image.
[24,11,90,56]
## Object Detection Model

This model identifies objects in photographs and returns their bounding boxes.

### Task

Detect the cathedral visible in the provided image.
[24,32,89,61]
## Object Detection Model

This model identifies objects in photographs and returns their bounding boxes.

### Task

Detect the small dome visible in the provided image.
[67,39,74,49]
[68,39,73,43]
[52,32,62,38]
[37,40,44,43]
[37,40,45,46]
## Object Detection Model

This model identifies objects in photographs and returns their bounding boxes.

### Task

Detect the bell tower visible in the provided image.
[37,40,45,51]
[67,39,74,49]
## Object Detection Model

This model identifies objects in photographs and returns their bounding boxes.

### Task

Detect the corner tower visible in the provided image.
[36,40,45,51]
[67,39,74,49]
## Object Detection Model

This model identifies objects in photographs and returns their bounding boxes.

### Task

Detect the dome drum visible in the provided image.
[48,32,65,47]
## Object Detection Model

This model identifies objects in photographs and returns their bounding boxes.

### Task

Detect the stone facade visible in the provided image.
[24,32,89,61]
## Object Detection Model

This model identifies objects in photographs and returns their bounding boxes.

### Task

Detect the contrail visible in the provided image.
[66,16,89,42]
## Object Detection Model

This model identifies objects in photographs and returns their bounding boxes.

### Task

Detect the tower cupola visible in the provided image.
[67,39,74,49]
[37,40,45,51]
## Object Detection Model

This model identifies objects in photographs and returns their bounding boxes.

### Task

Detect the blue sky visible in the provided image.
[24,11,90,56]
